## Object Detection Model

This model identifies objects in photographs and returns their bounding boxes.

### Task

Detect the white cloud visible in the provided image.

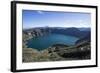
[37,11,44,14]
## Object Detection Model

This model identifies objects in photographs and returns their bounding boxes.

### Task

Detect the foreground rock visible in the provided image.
[23,42,90,63]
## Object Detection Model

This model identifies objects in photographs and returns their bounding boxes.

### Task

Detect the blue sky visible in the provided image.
[22,10,91,29]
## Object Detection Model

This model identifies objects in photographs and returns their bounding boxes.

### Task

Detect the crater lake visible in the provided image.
[26,34,79,50]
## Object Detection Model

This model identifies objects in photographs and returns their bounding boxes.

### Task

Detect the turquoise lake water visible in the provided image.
[27,34,79,50]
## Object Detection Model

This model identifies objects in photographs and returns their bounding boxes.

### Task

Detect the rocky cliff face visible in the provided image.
[23,28,51,39]
[23,27,90,39]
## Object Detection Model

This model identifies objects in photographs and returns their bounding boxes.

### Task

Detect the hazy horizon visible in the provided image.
[23,26,90,30]
[23,10,91,29]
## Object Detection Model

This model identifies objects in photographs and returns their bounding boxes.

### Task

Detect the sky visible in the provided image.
[22,10,91,29]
